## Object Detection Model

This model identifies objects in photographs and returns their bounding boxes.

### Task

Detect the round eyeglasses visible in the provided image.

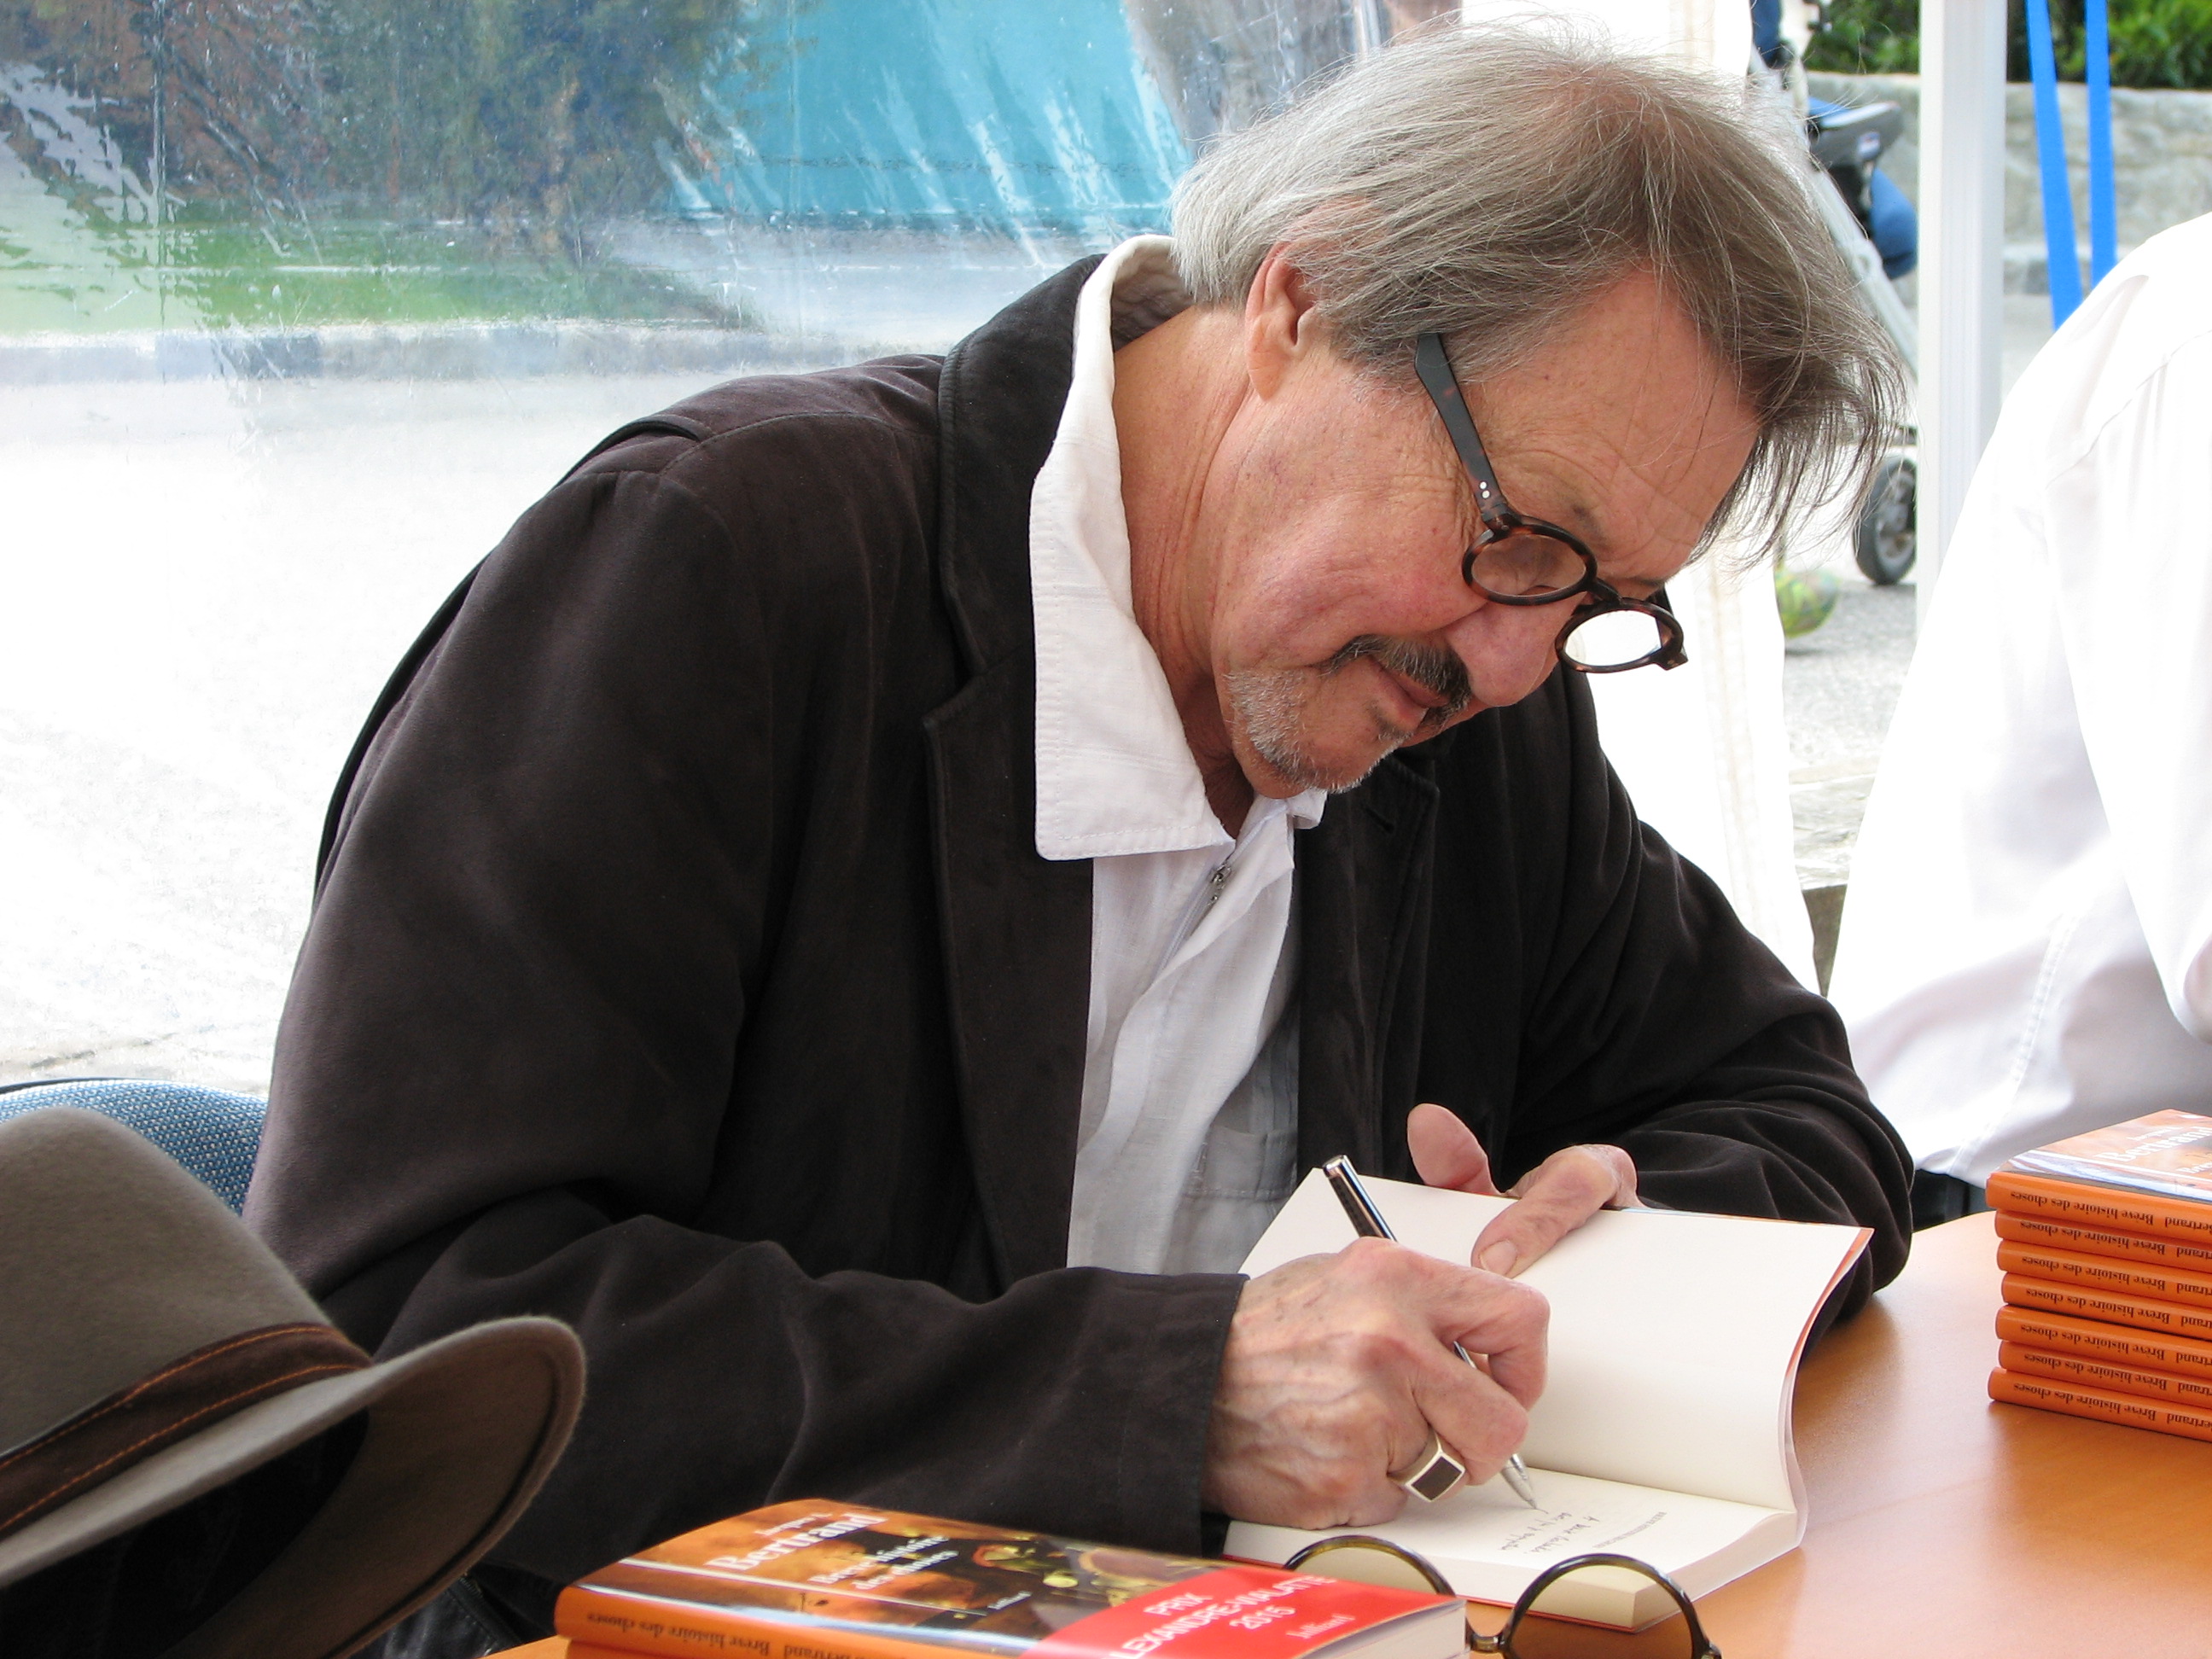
[1284,1534,1720,1659]
[1412,334,1688,676]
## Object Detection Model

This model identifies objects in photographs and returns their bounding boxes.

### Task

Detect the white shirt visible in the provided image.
[1031,236,1327,1275]
[1831,214,2212,1181]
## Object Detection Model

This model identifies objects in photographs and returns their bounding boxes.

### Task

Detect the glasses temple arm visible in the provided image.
[1413,334,1512,530]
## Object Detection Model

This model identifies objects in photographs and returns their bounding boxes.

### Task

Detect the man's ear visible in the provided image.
[1242,245,1328,399]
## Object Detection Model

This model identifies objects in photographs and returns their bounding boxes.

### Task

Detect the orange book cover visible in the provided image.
[1988,1367,2212,1443]
[1997,1342,2212,1407]
[1995,1304,2212,1380]
[1984,1170,2212,1245]
[1999,1273,2212,1342]
[1994,1241,2212,1307]
[553,1502,1462,1659]
[2005,1110,2212,1204]
[1992,1210,2212,1273]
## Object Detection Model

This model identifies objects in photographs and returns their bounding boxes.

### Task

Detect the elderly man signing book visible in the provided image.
[248,22,1912,1644]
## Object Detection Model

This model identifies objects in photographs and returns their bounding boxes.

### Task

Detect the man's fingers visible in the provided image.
[1407,1102,1499,1194]
[1367,1239,1550,1411]
[1474,1317,1548,1412]
[1200,1236,1551,1530]
[1381,1254,1545,1476]
[1409,1345,1533,1486]
[1503,1143,1639,1206]
[1470,1144,1637,1278]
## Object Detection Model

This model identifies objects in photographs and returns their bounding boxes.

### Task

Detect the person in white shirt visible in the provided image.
[1831,214,2212,1195]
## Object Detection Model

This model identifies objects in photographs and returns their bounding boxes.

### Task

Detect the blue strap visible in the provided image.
[2026,0,2083,323]
[2085,0,2118,282]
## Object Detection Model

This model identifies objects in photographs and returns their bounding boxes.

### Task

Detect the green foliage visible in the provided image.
[0,0,793,247]
[0,217,722,335]
[1808,0,2212,88]
[1805,0,1920,74]
[178,222,722,326]
[306,0,782,248]
[2089,0,2212,87]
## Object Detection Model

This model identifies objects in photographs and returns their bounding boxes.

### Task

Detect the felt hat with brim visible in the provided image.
[0,1107,585,1658]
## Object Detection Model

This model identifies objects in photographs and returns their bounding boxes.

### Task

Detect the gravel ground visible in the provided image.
[1784,581,1919,888]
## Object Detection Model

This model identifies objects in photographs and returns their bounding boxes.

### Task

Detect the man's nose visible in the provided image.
[1450,593,1566,705]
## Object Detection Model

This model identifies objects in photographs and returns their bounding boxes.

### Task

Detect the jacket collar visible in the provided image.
[934,257,1102,677]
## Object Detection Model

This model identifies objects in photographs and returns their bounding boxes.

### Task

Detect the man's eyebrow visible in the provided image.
[1563,499,1609,546]
[1563,499,1633,573]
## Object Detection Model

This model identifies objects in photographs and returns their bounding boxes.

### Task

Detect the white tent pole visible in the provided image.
[1915,0,2007,625]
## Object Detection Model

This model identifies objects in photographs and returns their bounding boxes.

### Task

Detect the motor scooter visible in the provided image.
[1760,0,1921,588]
[1809,94,1918,586]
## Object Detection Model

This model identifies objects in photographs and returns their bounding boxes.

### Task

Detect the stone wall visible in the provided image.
[1808,71,2212,290]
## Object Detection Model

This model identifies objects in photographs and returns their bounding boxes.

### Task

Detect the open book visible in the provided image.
[1224,1172,1870,1629]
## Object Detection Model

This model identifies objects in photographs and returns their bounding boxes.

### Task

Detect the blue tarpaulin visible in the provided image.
[673,0,1193,238]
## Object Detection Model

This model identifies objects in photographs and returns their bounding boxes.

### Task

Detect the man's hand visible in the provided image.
[1201,1237,1546,1528]
[1407,1102,1640,1278]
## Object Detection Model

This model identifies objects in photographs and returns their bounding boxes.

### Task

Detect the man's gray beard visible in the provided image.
[1226,635,1472,794]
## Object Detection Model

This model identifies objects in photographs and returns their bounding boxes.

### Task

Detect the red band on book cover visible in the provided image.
[1028,1566,1442,1659]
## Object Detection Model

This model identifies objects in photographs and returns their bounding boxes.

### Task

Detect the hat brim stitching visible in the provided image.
[0,1324,344,1479]
[0,1359,365,1537]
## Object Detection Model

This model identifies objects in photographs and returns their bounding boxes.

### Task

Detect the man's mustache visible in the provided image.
[1324,634,1473,726]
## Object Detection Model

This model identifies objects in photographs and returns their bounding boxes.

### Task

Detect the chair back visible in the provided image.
[0,1080,265,1212]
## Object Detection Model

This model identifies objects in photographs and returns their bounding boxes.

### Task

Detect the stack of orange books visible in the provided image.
[1984,1109,2212,1441]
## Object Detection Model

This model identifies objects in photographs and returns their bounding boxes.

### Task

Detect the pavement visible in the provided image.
[1784,580,1918,890]
[0,291,2067,1095]
[0,369,760,1092]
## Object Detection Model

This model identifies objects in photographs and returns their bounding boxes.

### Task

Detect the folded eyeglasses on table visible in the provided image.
[1284,1534,1720,1659]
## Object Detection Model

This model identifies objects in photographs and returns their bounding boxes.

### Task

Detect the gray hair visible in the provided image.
[1170,21,1905,561]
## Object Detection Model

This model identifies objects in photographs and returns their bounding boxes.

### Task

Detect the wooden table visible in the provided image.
[499,1214,2212,1659]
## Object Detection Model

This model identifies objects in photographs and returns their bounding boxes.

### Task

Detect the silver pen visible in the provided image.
[1320,1155,1542,1510]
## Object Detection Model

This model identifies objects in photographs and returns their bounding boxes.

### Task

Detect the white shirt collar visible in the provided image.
[1029,235,1327,861]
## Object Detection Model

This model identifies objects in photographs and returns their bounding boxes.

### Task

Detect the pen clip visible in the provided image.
[1322,1155,1398,1242]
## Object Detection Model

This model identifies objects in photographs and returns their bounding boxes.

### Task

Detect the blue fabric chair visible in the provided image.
[0,1079,265,1212]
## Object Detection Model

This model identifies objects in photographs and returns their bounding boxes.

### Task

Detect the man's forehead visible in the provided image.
[1481,340,1749,473]
[1477,417,1734,568]
[1474,275,1749,446]
[1469,312,1755,579]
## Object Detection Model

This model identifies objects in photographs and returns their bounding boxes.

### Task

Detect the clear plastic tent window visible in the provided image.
[0,1,1458,352]
[0,2,1450,1088]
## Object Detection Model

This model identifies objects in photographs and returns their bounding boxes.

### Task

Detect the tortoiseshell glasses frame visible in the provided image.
[1412,333,1687,674]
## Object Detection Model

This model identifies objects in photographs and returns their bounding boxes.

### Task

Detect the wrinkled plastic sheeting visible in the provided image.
[667,0,1428,238]
[668,0,1190,239]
